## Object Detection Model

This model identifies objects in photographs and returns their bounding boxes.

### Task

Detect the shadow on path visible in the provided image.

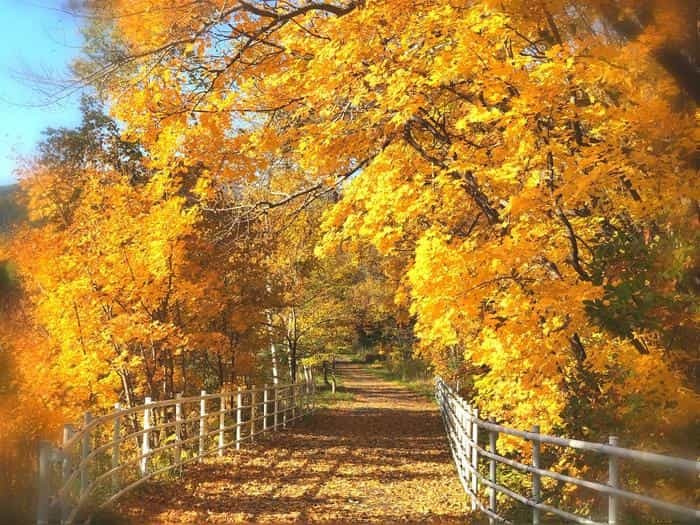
[117,364,470,524]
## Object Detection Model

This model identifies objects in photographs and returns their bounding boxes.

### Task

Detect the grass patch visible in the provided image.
[314,389,355,408]
[366,363,435,401]
[313,374,355,408]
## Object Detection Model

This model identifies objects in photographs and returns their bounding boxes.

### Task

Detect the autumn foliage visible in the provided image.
[76,0,698,438]
[0,0,698,521]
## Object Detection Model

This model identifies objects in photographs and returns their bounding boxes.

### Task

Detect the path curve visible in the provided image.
[118,364,469,524]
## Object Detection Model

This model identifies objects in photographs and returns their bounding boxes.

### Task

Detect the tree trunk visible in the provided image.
[266,311,280,385]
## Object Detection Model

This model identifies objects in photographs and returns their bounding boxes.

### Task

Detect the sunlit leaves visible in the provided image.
[74,0,700,445]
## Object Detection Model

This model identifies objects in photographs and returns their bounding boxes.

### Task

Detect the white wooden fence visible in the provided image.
[36,368,316,525]
[435,377,700,524]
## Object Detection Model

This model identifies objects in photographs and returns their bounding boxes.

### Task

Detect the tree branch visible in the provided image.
[557,207,591,281]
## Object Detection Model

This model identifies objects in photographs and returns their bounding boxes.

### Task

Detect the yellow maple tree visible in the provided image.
[78,0,698,444]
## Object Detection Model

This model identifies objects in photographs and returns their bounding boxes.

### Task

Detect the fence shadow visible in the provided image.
[115,365,470,524]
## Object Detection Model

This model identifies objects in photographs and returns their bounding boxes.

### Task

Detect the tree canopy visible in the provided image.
[0,1,697,520]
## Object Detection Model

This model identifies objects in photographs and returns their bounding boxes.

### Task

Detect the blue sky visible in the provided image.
[0,0,84,186]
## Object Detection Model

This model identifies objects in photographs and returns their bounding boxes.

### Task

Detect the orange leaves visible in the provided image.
[65,0,699,453]
[10,153,214,407]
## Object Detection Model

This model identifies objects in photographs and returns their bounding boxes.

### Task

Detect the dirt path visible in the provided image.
[118,364,470,524]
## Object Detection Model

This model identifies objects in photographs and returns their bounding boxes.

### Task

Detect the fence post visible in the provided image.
[175,393,183,469]
[306,369,311,412]
[471,409,479,510]
[236,387,243,450]
[608,435,619,525]
[306,367,312,413]
[199,390,207,459]
[532,425,541,525]
[466,404,474,509]
[61,424,76,525]
[140,399,151,475]
[112,403,121,494]
[282,386,288,428]
[218,394,226,457]
[311,368,317,412]
[274,386,280,430]
[250,388,256,442]
[263,384,269,432]
[461,400,469,488]
[301,368,307,413]
[459,399,469,490]
[37,440,51,525]
[81,411,93,496]
[451,395,463,483]
[488,421,498,524]
[291,383,296,421]
[300,379,304,414]
[464,404,472,505]
[450,395,459,472]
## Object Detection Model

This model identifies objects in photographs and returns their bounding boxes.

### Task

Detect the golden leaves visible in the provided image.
[55,0,699,455]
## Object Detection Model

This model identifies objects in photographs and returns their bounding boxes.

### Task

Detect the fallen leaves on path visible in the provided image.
[117,365,473,523]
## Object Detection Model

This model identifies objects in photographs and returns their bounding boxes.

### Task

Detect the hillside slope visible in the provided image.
[0,184,23,233]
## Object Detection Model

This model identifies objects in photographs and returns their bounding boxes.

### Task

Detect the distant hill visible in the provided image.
[0,183,17,196]
[0,184,23,233]
[0,184,21,296]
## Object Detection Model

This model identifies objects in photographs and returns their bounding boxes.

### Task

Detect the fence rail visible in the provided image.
[37,368,317,525]
[435,377,699,524]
